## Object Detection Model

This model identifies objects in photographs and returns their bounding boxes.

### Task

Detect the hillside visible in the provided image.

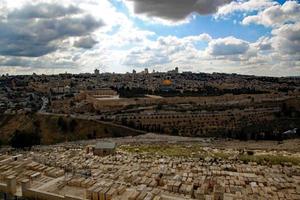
[0,113,143,145]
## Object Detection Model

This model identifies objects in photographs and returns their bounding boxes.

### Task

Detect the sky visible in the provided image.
[0,0,299,76]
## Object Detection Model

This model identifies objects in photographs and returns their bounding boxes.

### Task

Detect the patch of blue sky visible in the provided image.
[111,0,275,42]
[134,14,271,42]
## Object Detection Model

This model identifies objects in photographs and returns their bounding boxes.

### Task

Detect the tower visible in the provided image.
[94,69,99,75]
[144,68,149,74]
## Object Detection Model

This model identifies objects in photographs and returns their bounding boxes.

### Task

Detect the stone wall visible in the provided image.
[87,93,296,112]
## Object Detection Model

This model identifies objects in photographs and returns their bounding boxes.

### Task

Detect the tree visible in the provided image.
[57,117,68,132]
[156,104,163,110]
[9,130,41,149]
[128,121,135,128]
[121,118,127,126]
[171,128,179,135]
[69,119,78,132]
[104,128,109,134]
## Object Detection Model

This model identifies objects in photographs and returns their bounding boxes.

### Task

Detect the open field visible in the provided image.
[119,144,300,166]
[66,133,300,152]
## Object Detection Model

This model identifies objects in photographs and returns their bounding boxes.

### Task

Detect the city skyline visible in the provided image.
[0,0,299,76]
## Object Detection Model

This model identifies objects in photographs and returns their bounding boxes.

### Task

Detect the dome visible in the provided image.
[162,79,172,86]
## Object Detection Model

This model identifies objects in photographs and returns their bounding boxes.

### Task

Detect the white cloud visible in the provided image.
[216,0,277,18]
[242,1,300,27]
[182,33,212,43]
[271,22,300,54]
[238,1,300,58]
[121,28,300,76]
[123,33,211,67]
[206,36,249,56]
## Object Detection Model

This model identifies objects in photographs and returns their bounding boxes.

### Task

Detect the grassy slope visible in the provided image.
[0,114,141,145]
[120,144,300,165]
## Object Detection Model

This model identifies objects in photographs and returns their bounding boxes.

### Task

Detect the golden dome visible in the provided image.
[162,79,172,86]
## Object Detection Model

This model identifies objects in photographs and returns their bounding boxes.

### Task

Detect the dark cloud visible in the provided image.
[0,3,104,57]
[0,56,75,69]
[74,36,98,49]
[7,3,81,19]
[0,57,31,67]
[126,0,232,21]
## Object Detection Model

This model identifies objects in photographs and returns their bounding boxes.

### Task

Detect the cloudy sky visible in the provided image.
[0,0,299,76]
